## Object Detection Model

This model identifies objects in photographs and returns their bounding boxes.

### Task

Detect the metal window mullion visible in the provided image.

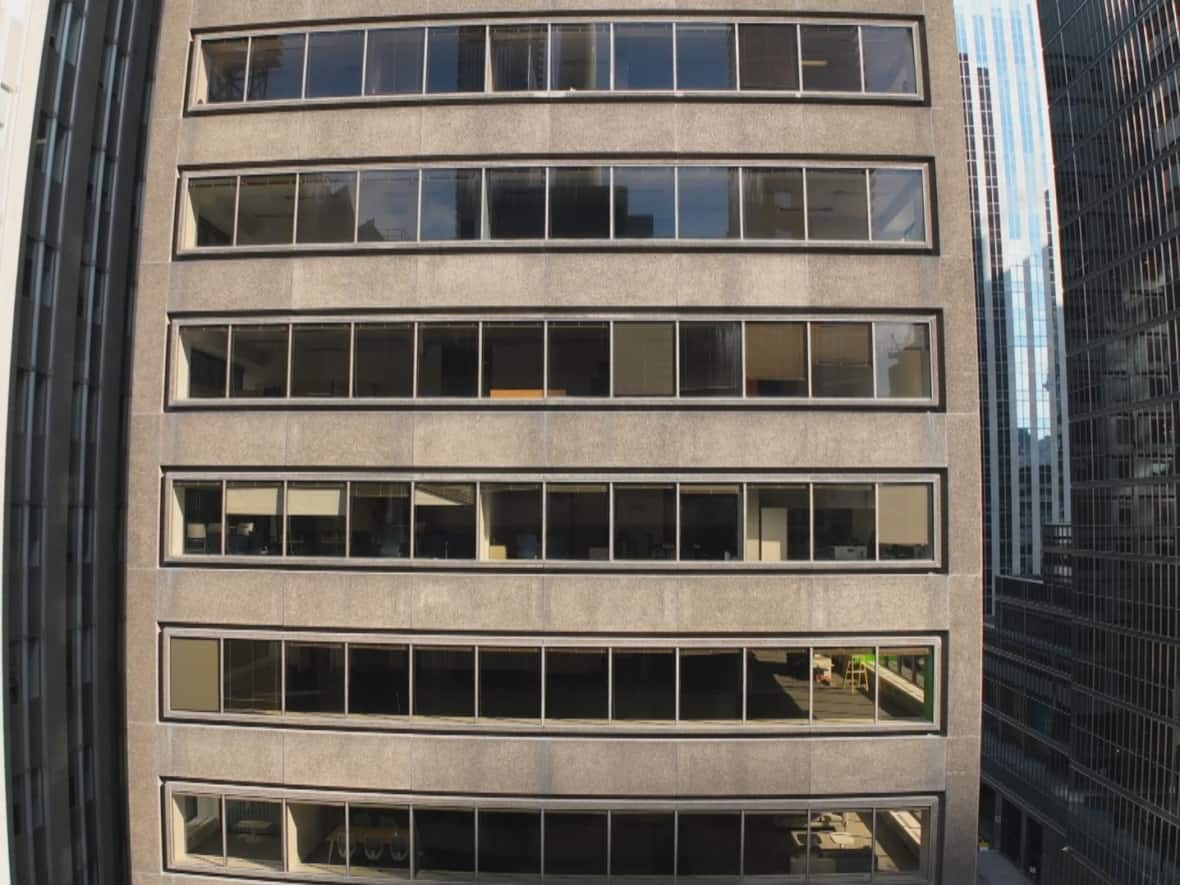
[801,167,810,242]
[542,322,550,398]
[674,647,681,721]
[864,168,873,241]
[421,28,430,95]
[674,320,682,398]
[408,639,416,715]
[280,635,288,713]
[291,173,302,245]
[740,322,747,399]
[546,23,553,91]
[344,481,352,558]
[857,26,867,93]
[609,23,616,90]
[231,175,242,245]
[409,807,416,878]
[806,321,814,397]
[484,25,492,93]
[280,480,290,558]
[347,322,356,398]
[474,644,481,719]
[474,807,481,879]
[218,637,225,713]
[223,325,233,397]
[607,647,614,720]
[608,482,615,561]
[360,29,369,96]
[874,482,881,561]
[243,37,254,103]
[477,321,485,397]
[739,810,746,879]
[343,799,351,875]
[673,810,679,879]
[416,167,425,243]
[411,322,420,397]
[739,482,747,561]
[673,167,681,240]
[796,24,805,93]
[737,166,746,241]
[284,323,294,400]
[219,480,228,557]
[481,168,488,240]
[808,645,815,723]
[540,642,547,720]
[808,482,815,562]
[672,22,679,90]
[674,482,682,561]
[733,22,742,91]
[544,167,551,240]
[873,645,881,724]
[408,480,417,560]
[352,170,361,243]
[221,795,228,862]
[741,645,748,721]
[540,480,548,561]
[609,166,616,240]
[870,320,879,399]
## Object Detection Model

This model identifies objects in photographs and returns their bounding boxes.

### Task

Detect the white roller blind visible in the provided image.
[878,484,931,545]
[288,485,344,516]
[226,485,281,515]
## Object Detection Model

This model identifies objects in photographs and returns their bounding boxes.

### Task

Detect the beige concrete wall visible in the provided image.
[127,0,980,881]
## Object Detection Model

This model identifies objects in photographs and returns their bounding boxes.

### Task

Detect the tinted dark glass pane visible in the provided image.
[614,486,675,560]
[488,168,546,239]
[676,24,735,89]
[296,172,357,244]
[611,813,674,877]
[247,34,305,100]
[807,807,874,871]
[545,648,609,719]
[551,24,610,91]
[479,811,541,875]
[739,24,799,90]
[414,484,476,559]
[679,322,741,396]
[177,483,223,555]
[349,806,411,874]
[811,322,873,397]
[807,169,869,240]
[223,638,280,712]
[420,169,481,240]
[614,23,674,89]
[814,486,876,561]
[483,324,543,397]
[545,812,608,876]
[413,647,475,717]
[290,324,348,396]
[548,323,609,397]
[745,323,808,397]
[285,642,344,714]
[479,648,541,718]
[349,483,410,558]
[306,30,363,98]
[357,170,419,242]
[614,167,675,238]
[188,177,236,246]
[743,168,805,239]
[613,322,675,397]
[746,649,810,719]
[415,809,475,876]
[481,484,542,560]
[225,482,283,556]
[680,650,742,720]
[202,38,247,102]
[678,167,740,239]
[290,802,345,873]
[490,25,547,91]
[353,324,413,397]
[679,813,741,876]
[180,326,228,398]
[744,812,808,875]
[546,485,610,561]
[800,25,861,91]
[613,650,675,719]
[862,26,917,94]
[680,486,741,561]
[229,326,287,397]
[365,28,425,95]
[871,168,926,242]
[550,167,610,239]
[236,174,296,246]
[426,26,486,93]
[286,482,345,557]
[348,645,409,715]
[418,324,478,397]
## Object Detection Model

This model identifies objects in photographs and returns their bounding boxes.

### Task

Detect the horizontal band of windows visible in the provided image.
[192,19,923,111]
[168,475,941,566]
[174,316,936,404]
[167,784,936,881]
[180,162,931,251]
[167,631,939,729]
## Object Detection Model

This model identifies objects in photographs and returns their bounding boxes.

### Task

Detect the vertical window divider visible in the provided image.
[480,168,489,240]
[347,322,356,398]
[857,26,867,93]
[476,321,485,398]
[807,482,815,562]
[299,33,310,100]
[795,24,805,94]
[864,168,874,241]
[343,481,352,558]
[411,322,420,397]
[733,23,742,91]
[343,799,351,875]
[740,482,748,561]
[280,481,290,557]
[873,644,881,724]
[421,28,429,95]
[737,166,746,240]
[740,320,748,399]
[674,647,681,721]
[223,325,233,398]
[546,23,553,91]
[800,167,810,242]
[870,320,879,399]
[672,809,679,879]
[231,175,242,246]
[408,480,417,560]
[280,636,288,714]
[805,321,814,398]
[243,37,255,103]
[542,321,550,398]
[544,167,551,240]
[609,23,616,90]
[407,639,415,715]
[408,807,416,878]
[219,480,228,557]
[808,645,815,724]
[360,29,369,98]
[220,794,228,864]
[740,645,748,721]
[672,22,679,90]
[484,25,492,93]
[607,648,614,720]
[475,480,483,561]
[608,482,615,562]
[674,482,682,560]
[217,637,225,714]
[474,645,481,719]
[608,166,616,240]
[608,319,615,395]
[291,173,302,245]
[284,323,294,401]
[540,480,549,561]
[874,482,881,562]
[674,320,682,397]
[540,643,547,721]
[673,167,681,240]
[342,640,351,715]
[539,808,546,878]
[352,170,361,243]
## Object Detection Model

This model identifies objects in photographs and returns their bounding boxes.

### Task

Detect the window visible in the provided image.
[225,798,282,869]
[290,324,349,396]
[545,812,607,876]
[420,169,481,240]
[614,167,675,238]
[545,648,609,719]
[247,35,305,101]
[680,649,742,719]
[175,482,223,555]
[415,809,475,878]
[550,167,610,239]
[813,648,876,721]
[487,168,546,239]
[743,168,805,239]
[225,482,282,556]
[680,485,741,561]
[876,322,932,398]
[878,485,933,560]
[551,24,610,91]
[480,810,542,876]
[348,644,408,715]
[179,326,228,398]
[187,177,235,246]
[349,805,411,875]
[807,169,869,240]
[547,322,609,396]
[813,485,875,561]
[808,807,874,873]
[287,803,345,874]
[614,23,674,89]
[170,638,219,713]
[744,812,808,875]
[614,485,675,560]
[679,813,741,877]
[285,642,344,714]
[223,638,281,712]
[613,322,675,396]
[746,485,810,561]
[306,30,363,98]
[229,326,287,398]
[678,167,740,239]
[746,649,809,719]
[739,24,799,90]
[202,39,247,102]
[353,323,413,396]
[413,647,474,717]
[365,28,424,95]
[611,813,674,878]
[414,484,476,559]
[862,26,917,94]
[811,323,873,397]
[295,171,357,244]
[799,25,861,91]
[425,27,486,93]
[480,484,542,560]
[612,650,675,719]
[479,648,541,718]
[358,170,419,242]
[679,321,741,396]
[350,483,410,558]
[676,24,735,90]
[871,168,926,242]
[236,174,296,245]
[483,323,543,396]
[878,646,934,722]
[875,807,928,875]
[546,484,609,560]
[174,794,223,866]
[745,322,807,396]
[490,26,547,91]
[417,324,478,396]
[287,482,345,556]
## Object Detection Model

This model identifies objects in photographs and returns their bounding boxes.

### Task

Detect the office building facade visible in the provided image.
[126,2,982,883]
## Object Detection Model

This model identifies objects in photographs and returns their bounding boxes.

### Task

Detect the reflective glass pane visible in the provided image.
[548,322,610,396]
[552,24,610,91]
[611,813,674,878]
[871,168,926,242]
[354,323,413,397]
[415,809,475,877]
[862,26,917,94]
[746,485,810,561]
[545,648,609,719]
[678,813,741,878]
[365,28,425,95]
[202,38,247,102]
[288,803,345,874]
[739,24,799,90]
[807,169,869,241]
[613,486,675,561]
[180,326,228,398]
[236,174,296,246]
[349,483,410,558]
[413,647,475,717]
[483,323,543,397]
[247,34,305,100]
[225,482,283,556]
[306,30,363,98]
[487,168,546,239]
[876,322,932,398]
[414,483,476,559]
[188,177,236,247]
[358,170,419,242]
[680,485,741,561]
[679,650,742,720]
[226,799,282,870]
[296,172,357,244]
[349,805,411,875]
[223,638,280,712]
[808,808,874,875]
[550,167,610,239]
[229,326,287,398]
[679,321,741,396]
[290,324,349,397]
[811,322,873,397]
[877,646,935,723]
[613,322,675,396]
[546,484,610,561]
[745,322,807,397]
[878,485,933,561]
[614,23,674,90]
[676,24,735,90]
[545,812,608,876]
[743,168,804,239]
[480,483,542,561]
[612,650,675,719]
[812,648,875,721]
[426,26,486,93]
[418,323,478,397]
[284,641,345,713]
[614,167,675,238]
[286,482,346,557]
[348,644,409,715]
[814,485,875,561]
[744,811,808,876]
[746,649,810,719]
[479,648,541,718]
[176,482,223,556]
[175,794,223,866]
[490,25,547,91]
[800,25,861,91]
[678,167,739,239]
[420,169,481,241]
[874,807,928,877]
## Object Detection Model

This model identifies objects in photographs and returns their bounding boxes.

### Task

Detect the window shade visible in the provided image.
[287,485,344,516]
[878,484,931,546]
[226,485,281,515]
